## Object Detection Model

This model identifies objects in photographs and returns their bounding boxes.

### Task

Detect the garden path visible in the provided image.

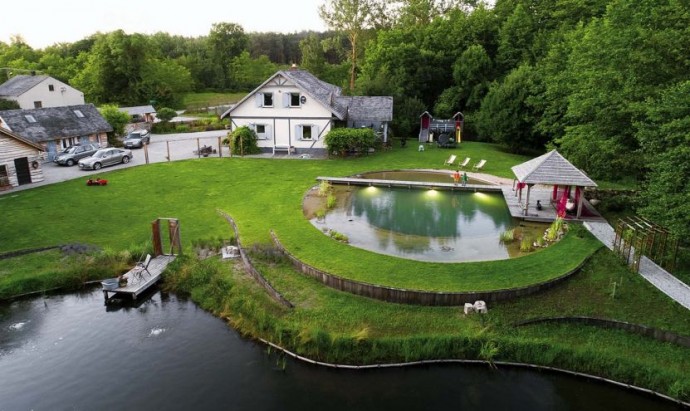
[584,221,690,310]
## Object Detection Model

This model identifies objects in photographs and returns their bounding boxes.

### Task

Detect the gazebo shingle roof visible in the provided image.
[512,150,597,187]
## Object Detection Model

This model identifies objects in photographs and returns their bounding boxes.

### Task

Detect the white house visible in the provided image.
[0,128,44,190]
[0,74,85,109]
[221,67,393,156]
[0,104,112,161]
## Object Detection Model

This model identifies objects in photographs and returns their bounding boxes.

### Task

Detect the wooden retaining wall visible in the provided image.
[514,317,690,348]
[218,211,293,308]
[270,231,587,306]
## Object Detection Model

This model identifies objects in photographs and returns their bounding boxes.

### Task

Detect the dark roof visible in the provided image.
[0,127,44,151]
[119,105,157,116]
[337,96,393,122]
[0,75,49,97]
[0,104,113,144]
[512,150,597,187]
[222,69,392,123]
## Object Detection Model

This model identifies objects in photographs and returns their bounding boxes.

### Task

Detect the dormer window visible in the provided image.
[73,110,84,118]
[48,84,54,91]
[25,115,37,123]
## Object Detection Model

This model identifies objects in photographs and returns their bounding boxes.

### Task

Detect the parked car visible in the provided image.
[78,148,133,170]
[123,130,151,148]
[54,143,100,166]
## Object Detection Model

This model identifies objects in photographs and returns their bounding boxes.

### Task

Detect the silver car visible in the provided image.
[54,143,100,166]
[78,148,133,170]
[123,130,151,148]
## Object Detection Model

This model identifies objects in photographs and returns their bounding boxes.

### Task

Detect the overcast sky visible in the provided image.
[2,0,328,49]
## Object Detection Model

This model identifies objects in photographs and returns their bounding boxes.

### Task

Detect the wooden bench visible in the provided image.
[273,146,294,155]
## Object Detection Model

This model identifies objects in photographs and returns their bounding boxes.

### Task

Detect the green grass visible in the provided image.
[181,92,246,110]
[2,141,689,401]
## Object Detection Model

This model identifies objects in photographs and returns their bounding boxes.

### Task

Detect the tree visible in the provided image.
[207,22,248,90]
[475,64,544,153]
[0,99,20,110]
[319,0,388,91]
[228,51,278,91]
[635,81,690,240]
[156,107,177,123]
[99,104,131,146]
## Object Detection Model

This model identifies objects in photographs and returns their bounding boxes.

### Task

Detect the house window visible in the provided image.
[290,93,301,107]
[254,124,270,140]
[297,124,318,140]
[61,137,78,149]
[48,84,55,92]
[25,115,37,123]
[33,101,42,108]
[263,93,273,107]
[73,110,85,118]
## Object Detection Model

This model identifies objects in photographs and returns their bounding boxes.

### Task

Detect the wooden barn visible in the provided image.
[0,128,45,190]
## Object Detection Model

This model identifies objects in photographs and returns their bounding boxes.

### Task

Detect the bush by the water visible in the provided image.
[325,128,377,157]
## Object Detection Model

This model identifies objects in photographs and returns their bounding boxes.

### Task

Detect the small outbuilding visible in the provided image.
[0,128,45,190]
[119,105,157,123]
[511,150,597,219]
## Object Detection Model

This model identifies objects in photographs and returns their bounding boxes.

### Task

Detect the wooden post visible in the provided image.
[168,219,181,255]
[217,136,222,158]
[151,219,162,256]
[197,138,201,158]
[524,185,532,216]
[166,141,171,162]
[144,143,149,164]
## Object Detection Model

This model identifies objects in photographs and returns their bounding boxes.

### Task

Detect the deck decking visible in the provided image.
[316,176,502,192]
[103,255,176,300]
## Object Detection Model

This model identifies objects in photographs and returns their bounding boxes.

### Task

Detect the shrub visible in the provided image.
[324,128,377,157]
[157,107,177,122]
[229,126,261,155]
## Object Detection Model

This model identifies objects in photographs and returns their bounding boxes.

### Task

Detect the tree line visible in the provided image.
[1,0,688,238]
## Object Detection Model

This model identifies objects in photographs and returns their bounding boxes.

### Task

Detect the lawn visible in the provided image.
[2,141,689,401]
[181,92,247,111]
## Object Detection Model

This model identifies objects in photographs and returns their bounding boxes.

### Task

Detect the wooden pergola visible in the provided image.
[511,150,597,219]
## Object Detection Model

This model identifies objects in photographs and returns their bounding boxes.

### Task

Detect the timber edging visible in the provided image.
[270,231,588,306]
[514,316,690,348]
[258,337,690,408]
[218,211,293,308]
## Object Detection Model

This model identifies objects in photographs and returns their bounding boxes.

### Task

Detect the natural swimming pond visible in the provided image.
[0,288,683,410]
[306,185,546,262]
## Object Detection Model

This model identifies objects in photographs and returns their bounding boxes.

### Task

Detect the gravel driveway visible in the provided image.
[3,130,232,194]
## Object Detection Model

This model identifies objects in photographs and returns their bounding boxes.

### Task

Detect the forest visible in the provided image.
[0,0,688,240]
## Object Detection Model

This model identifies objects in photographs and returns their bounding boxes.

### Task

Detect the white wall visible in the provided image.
[229,78,334,150]
[15,77,85,109]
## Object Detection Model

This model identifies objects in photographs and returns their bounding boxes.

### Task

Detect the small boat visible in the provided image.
[101,278,119,291]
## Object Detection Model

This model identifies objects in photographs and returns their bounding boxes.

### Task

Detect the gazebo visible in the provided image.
[511,150,597,219]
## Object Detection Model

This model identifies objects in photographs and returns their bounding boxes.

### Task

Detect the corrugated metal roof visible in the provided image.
[0,75,49,97]
[0,104,113,144]
[512,150,597,187]
[119,105,156,116]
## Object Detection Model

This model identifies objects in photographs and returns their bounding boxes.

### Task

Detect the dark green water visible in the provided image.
[0,288,684,410]
[315,186,522,262]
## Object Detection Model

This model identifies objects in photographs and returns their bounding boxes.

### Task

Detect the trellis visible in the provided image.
[613,216,678,273]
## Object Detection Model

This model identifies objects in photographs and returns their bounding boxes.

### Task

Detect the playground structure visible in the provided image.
[419,112,464,148]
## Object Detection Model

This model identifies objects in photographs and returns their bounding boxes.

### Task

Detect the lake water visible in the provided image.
[0,288,683,410]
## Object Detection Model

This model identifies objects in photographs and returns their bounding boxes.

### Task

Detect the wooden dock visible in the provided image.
[103,255,176,301]
[316,176,503,192]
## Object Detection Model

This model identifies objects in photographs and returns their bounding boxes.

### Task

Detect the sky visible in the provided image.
[2,0,328,49]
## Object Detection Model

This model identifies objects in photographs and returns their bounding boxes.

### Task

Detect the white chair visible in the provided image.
[444,154,457,166]
[458,157,471,168]
[474,300,488,314]
[472,159,487,171]
[131,254,152,283]
[463,303,475,315]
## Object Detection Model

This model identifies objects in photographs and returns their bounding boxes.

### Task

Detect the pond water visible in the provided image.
[0,288,683,410]
[308,185,545,262]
